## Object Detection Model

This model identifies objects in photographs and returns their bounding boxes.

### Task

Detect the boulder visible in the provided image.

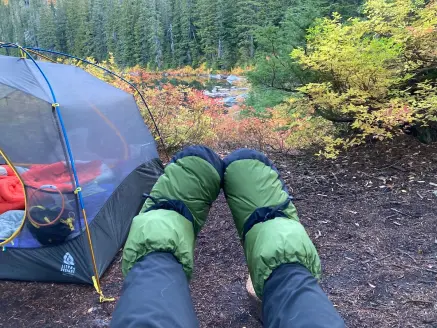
[223,96,237,107]
[210,74,222,79]
[226,75,242,83]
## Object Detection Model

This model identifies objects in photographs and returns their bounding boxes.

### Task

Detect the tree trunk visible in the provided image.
[218,38,222,59]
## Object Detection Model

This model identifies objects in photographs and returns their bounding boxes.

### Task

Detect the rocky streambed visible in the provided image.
[202,74,249,107]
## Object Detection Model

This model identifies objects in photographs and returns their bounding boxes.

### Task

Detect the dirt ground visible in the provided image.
[0,135,436,327]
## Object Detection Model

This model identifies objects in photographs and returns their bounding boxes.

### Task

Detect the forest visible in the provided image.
[0,0,361,69]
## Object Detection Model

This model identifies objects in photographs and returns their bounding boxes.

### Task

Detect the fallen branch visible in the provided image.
[383,214,397,220]
[402,299,434,306]
[390,208,419,218]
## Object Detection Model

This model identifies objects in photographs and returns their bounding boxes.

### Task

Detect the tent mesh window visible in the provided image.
[0,55,163,283]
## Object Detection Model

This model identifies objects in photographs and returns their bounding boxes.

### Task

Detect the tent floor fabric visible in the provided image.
[0,136,436,328]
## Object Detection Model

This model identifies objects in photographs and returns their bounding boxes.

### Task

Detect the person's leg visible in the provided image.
[111,146,223,328]
[111,252,198,328]
[223,149,344,328]
[263,263,344,328]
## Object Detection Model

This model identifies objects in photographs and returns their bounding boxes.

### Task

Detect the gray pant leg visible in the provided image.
[111,252,199,328]
[263,263,345,328]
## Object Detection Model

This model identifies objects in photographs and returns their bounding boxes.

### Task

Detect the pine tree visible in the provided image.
[261,0,292,26]
[106,0,122,61]
[8,0,27,45]
[63,0,79,53]
[119,0,139,67]
[158,0,173,68]
[196,0,217,64]
[235,0,262,63]
[38,2,57,49]
[74,0,93,58]
[145,0,164,70]
[174,0,200,67]
[25,0,45,47]
[0,2,14,44]
[90,0,108,61]
[196,0,236,68]
[134,0,150,66]
[54,1,68,52]
[170,0,182,67]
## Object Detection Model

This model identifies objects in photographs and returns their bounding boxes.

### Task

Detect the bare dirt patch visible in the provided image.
[0,135,436,327]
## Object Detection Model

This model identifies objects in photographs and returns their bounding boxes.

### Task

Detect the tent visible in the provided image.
[0,52,163,291]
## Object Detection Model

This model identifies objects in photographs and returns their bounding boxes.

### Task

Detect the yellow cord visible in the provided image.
[82,208,114,302]
[26,49,56,63]
[60,218,75,231]
[92,276,115,302]
[19,48,26,59]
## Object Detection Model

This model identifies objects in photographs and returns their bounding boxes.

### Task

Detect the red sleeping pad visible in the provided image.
[0,165,25,215]
[22,161,102,192]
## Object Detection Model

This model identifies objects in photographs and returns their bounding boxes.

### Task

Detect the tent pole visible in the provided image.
[23,46,170,162]
[10,43,113,303]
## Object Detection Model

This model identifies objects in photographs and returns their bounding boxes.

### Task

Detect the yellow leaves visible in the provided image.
[289,0,437,158]
[293,13,404,100]
[365,0,422,30]
[317,137,343,159]
[289,48,306,66]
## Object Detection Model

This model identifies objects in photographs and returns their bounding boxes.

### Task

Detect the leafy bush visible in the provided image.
[134,84,218,153]
[74,0,436,161]
[291,0,437,157]
[87,60,334,154]
[244,87,290,114]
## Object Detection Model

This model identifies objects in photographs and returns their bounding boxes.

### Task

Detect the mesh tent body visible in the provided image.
[0,54,163,283]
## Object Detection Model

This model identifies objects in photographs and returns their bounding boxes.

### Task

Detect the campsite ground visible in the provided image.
[0,135,436,328]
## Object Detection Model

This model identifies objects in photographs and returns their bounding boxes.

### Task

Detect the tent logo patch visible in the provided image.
[61,252,75,275]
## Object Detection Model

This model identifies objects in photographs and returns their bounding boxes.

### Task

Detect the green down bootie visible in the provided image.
[223,149,321,298]
[122,146,223,279]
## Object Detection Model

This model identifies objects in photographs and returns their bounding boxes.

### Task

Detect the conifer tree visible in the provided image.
[38,2,57,49]
[90,0,108,61]
[0,0,364,69]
